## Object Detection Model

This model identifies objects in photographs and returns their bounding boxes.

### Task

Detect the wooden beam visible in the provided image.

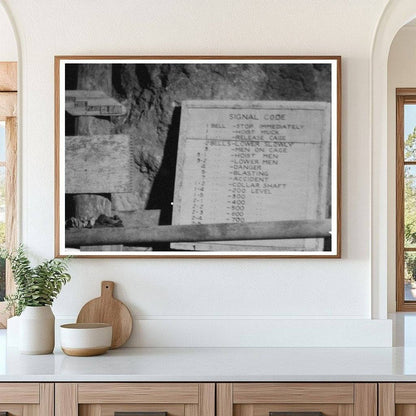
[65,134,133,194]
[199,384,215,416]
[5,117,17,293]
[55,383,78,416]
[39,384,55,416]
[65,90,126,116]
[397,88,416,96]
[77,383,199,404]
[0,62,17,92]
[0,383,39,403]
[0,117,17,328]
[0,92,17,119]
[379,384,395,416]
[354,384,377,416]
[216,384,233,416]
[66,219,331,247]
[233,383,353,404]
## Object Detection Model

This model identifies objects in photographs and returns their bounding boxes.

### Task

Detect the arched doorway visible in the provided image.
[371,0,416,319]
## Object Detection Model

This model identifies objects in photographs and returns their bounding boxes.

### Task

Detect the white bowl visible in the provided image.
[60,323,112,356]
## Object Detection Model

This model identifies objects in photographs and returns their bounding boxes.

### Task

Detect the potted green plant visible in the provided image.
[1,245,71,354]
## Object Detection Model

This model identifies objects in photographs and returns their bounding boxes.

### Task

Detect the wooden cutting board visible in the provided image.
[76,281,133,349]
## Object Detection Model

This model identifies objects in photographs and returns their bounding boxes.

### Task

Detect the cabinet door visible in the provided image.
[56,383,215,416]
[379,383,416,416]
[217,383,377,416]
[0,383,53,416]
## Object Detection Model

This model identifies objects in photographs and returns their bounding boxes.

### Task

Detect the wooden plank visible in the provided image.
[23,404,39,416]
[217,384,233,416]
[66,90,107,100]
[66,219,331,247]
[0,383,39,403]
[55,383,78,416]
[239,405,253,416]
[5,117,17,294]
[0,117,17,327]
[78,383,199,404]
[185,404,198,416]
[65,90,126,117]
[80,404,101,416]
[234,404,242,416]
[397,88,416,96]
[67,99,125,116]
[39,383,54,416]
[379,384,395,416]
[0,62,17,92]
[395,384,416,403]
[397,94,406,311]
[65,134,133,194]
[0,92,16,119]
[199,384,215,416]
[397,405,416,416]
[353,384,377,416]
[233,383,354,404]
[337,404,353,416]
[101,403,185,416]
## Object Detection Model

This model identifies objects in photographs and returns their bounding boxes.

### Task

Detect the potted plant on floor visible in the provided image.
[1,245,71,354]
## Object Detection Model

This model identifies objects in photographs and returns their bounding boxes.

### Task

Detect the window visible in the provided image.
[396,89,416,310]
[0,62,17,327]
[0,121,5,300]
[0,121,6,301]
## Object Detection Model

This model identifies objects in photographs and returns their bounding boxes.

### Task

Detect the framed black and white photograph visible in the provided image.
[55,56,341,258]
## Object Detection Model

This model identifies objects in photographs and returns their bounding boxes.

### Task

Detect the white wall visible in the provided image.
[0,3,17,61]
[0,0,393,346]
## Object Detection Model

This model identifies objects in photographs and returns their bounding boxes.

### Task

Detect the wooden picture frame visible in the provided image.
[55,56,341,258]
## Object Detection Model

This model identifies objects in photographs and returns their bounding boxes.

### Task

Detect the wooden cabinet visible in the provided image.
[55,383,215,416]
[379,383,416,416]
[0,383,53,416]
[217,383,377,416]
[0,381,385,416]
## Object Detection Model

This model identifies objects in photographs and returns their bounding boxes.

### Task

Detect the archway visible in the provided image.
[371,0,416,319]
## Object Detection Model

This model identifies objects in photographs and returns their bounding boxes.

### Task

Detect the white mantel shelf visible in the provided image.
[1,336,416,382]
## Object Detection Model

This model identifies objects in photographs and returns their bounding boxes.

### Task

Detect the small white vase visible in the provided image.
[6,315,20,347]
[19,306,55,354]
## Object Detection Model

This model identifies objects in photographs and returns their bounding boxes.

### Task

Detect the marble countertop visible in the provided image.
[3,313,416,382]
[1,329,416,382]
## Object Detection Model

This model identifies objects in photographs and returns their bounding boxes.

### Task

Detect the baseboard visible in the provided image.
[55,317,392,347]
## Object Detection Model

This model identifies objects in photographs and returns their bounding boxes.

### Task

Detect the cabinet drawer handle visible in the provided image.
[270,413,324,416]
[115,412,167,416]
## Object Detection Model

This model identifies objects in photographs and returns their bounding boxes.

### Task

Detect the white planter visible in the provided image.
[6,315,20,347]
[19,306,55,354]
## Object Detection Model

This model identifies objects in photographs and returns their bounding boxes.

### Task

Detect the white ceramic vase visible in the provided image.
[19,306,55,354]
[6,315,20,347]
